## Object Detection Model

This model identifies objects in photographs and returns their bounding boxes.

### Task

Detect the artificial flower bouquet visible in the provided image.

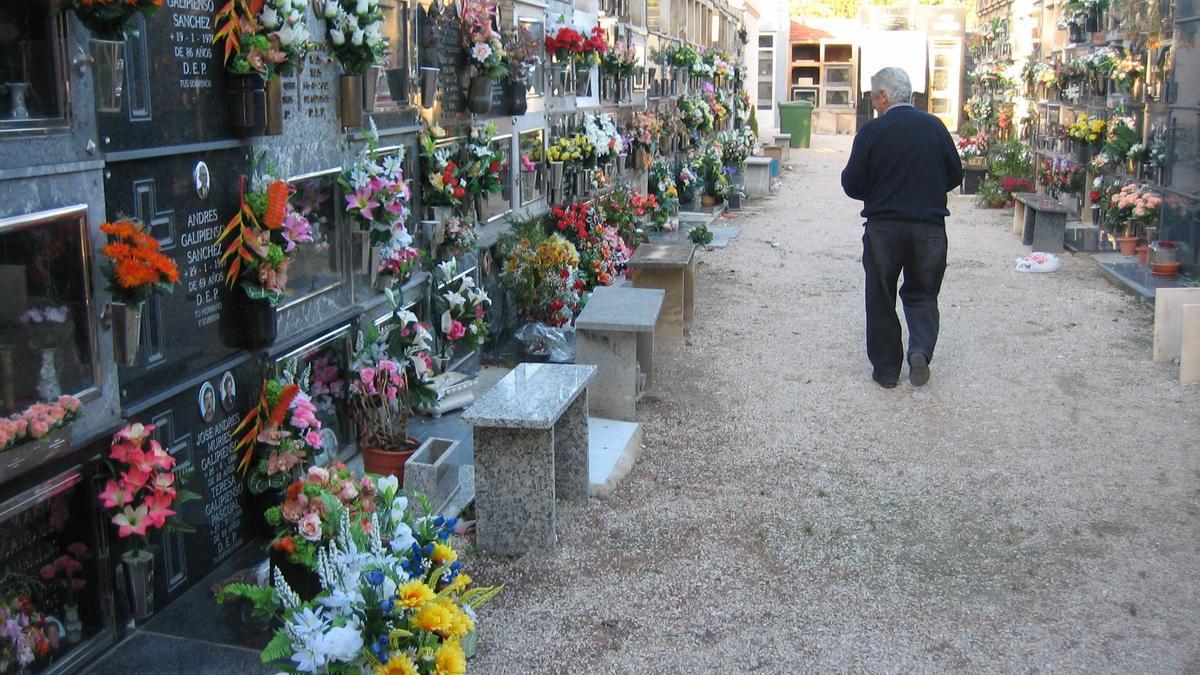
[215,0,308,79]
[219,163,316,303]
[1037,158,1084,196]
[265,463,377,568]
[956,134,987,162]
[233,364,325,494]
[219,491,501,674]
[676,165,699,203]
[1111,52,1143,92]
[349,311,436,451]
[0,396,82,453]
[459,0,508,81]
[545,26,606,65]
[462,123,507,201]
[548,202,623,290]
[442,216,479,258]
[501,232,583,327]
[97,422,199,549]
[433,260,491,358]
[502,22,542,85]
[63,0,162,40]
[99,220,180,305]
[668,43,700,69]
[582,113,622,164]
[320,0,389,74]
[0,595,58,673]
[546,134,594,168]
[600,42,639,78]
[629,112,662,157]
[1110,182,1162,233]
[420,128,469,213]
[341,122,416,250]
[598,185,652,250]
[377,246,422,288]
[1101,116,1140,164]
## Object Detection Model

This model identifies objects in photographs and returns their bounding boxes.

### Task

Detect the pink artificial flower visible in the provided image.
[304,430,323,449]
[99,480,134,509]
[475,304,485,318]
[346,187,380,222]
[337,481,358,502]
[306,466,330,485]
[115,423,153,445]
[448,320,466,341]
[150,472,176,499]
[40,563,56,580]
[121,467,152,492]
[67,542,88,558]
[147,440,176,470]
[297,512,323,542]
[289,395,320,430]
[143,494,176,529]
[112,504,150,538]
[267,448,303,475]
[280,493,309,523]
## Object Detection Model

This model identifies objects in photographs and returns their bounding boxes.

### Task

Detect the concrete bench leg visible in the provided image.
[636,330,655,395]
[684,258,696,332]
[1180,305,1200,385]
[576,331,637,421]
[1153,288,1200,362]
[1012,200,1026,236]
[635,267,689,343]
[1031,210,1067,252]
[474,426,557,554]
[553,393,589,501]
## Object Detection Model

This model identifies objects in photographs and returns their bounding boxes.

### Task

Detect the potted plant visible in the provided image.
[1108,182,1161,255]
[341,122,420,289]
[98,220,180,366]
[217,164,315,349]
[459,0,507,115]
[62,0,162,112]
[320,0,389,127]
[350,311,436,479]
[432,260,491,367]
[214,0,309,135]
[502,23,541,114]
[97,422,199,621]
[975,177,1008,208]
[218,490,501,670]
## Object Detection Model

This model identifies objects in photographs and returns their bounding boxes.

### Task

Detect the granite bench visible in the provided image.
[744,156,772,196]
[575,286,665,421]
[775,133,793,160]
[460,363,595,554]
[627,243,696,343]
[1013,193,1068,251]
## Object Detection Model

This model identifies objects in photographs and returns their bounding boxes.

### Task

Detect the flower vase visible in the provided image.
[473,193,484,221]
[520,168,537,201]
[467,75,493,115]
[362,66,381,113]
[548,161,564,192]
[122,549,155,621]
[574,63,592,97]
[36,348,60,400]
[232,286,277,350]
[6,82,28,119]
[432,206,453,225]
[339,73,364,128]
[506,80,528,114]
[264,74,284,136]
[269,548,321,601]
[109,301,143,366]
[64,603,82,644]
[352,230,374,276]
[386,67,410,104]
[227,74,267,136]
[419,67,440,109]
[362,444,418,485]
[551,62,570,96]
[89,38,126,113]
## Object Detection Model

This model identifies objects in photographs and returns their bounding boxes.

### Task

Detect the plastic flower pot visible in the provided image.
[1115,235,1139,256]
[363,445,418,485]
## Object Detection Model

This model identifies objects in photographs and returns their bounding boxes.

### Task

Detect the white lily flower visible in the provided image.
[351,29,364,46]
[444,290,466,309]
[259,5,278,28]
[330,28,345,45]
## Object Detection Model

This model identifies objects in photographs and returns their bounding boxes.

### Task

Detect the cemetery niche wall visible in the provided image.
[0,0,748,668]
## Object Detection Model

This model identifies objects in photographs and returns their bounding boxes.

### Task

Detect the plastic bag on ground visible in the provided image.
[1015,252,1060,273]
[514,322,576,362]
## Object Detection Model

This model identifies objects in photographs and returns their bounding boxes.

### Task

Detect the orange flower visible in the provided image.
[100,219,179,302]
[263,180,289,230]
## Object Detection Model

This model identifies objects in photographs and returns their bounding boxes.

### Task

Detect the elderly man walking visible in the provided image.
[841,67,963,389]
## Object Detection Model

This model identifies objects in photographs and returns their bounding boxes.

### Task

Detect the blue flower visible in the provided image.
[364,569,385,586]
[381,598,396,614]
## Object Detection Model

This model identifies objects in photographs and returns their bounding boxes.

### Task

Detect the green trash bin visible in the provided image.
[777,100,813,149]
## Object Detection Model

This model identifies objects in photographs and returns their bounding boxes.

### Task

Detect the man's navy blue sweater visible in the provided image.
[840,105,964,226]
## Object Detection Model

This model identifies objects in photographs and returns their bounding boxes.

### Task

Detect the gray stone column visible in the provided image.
[473,426,557,554]
[575,330,638,421]
[552,393,590,502]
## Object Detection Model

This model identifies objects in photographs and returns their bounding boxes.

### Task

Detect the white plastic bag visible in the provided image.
[1015,252,1061,273]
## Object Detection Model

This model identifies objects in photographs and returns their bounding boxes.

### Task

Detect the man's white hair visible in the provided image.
[871,67,912,104]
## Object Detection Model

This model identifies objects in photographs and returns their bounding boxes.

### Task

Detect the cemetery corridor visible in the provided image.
[467,134,1200,672]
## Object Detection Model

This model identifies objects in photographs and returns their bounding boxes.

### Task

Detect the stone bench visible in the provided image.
[744,156,772,196]
[627,243,696,343]
[1013,193,1068,251]
[1181,304,1200,385]
[775,133,793,160]
[460,363,596,554]
[575,286,665,421]
[1153,287,1200,371]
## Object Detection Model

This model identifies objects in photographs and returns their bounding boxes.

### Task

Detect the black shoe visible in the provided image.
[873,375,898,389]
[909,353,930,387]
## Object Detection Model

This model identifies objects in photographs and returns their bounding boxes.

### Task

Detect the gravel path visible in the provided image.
[465,134,1200,673]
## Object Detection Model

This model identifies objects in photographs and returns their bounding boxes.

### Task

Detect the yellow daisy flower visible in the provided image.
[434,640,466,675]
[396,580,436,610]
[376,652,419,675]
[431,542,458,565]
[412,601,455,636]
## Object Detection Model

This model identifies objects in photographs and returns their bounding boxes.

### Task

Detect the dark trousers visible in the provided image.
[862,220,947,380]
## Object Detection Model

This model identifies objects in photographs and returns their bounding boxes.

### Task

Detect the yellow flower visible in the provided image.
[446,572,472,594]
[432,542,457,565]
[396,580,436,610]
[376,652,420,675]
[434,640,466,675]
[444,601,475,639]
[412,601,455,635]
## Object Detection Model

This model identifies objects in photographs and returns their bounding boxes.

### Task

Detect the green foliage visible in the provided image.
[689,224,714,246]
[789,0,863,19]
[985,140,1034,181]
[260,631,293,665]
[217,582,281,622]
[975,177,1007,206]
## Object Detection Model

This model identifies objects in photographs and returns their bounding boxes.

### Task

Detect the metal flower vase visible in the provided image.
[362,66,381,113]
[420,67,440,109]
[122,549,155,621]
[467,75,493,115]
[352,231,379,276]
[227,74,267,136]
[574,63,592,96]
[264,74,284,136]
[520,168,538,201]
[386,67,410,104]
[548,161,564,201]
[551,62,570,96]
[339,74,364,128]
[110,301,143,366]
[89,38,126,113]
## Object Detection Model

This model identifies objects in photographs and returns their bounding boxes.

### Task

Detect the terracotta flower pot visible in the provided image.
[362,445,417,485]
[1136,245,1150,265]
[1115,235,1139,256]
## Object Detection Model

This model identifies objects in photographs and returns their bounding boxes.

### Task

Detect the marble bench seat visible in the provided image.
[744,156,772,196]
[1012,193,1068,252]
[627,243,696,343]
[460,363,595,554]
[575,286,665,421]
